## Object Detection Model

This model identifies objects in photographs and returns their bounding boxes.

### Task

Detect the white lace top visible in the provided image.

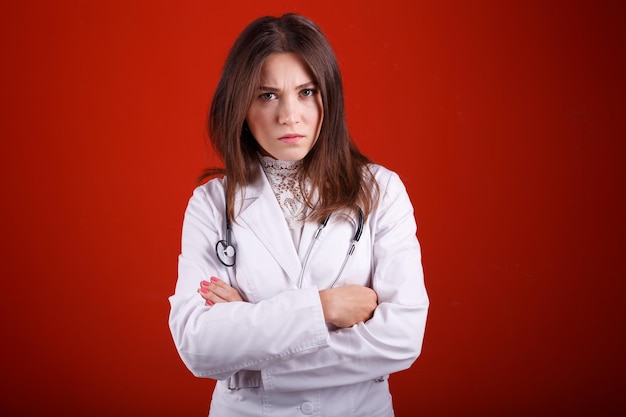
[258,155,309,248]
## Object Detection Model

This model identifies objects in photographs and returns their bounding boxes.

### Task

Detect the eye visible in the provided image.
[259,92,276,100]
[300,88,317,97]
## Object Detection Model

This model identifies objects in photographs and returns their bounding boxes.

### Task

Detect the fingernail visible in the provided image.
[210,277,219,283]
[206,300,214,306]
[199,288,208,294]
[201,280,210,286]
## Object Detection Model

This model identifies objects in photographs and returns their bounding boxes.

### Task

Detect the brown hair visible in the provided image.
[203,13,378,222]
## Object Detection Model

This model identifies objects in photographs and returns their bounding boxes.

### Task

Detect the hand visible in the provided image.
[198,277,244,306]
[319,285,378,328]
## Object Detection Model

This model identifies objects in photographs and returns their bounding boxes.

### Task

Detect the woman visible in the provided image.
[169,13,428,417]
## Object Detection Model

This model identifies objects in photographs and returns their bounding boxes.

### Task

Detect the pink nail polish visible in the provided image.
[210,277,219,283]
[201,280,210,286]
[199,287,208,294]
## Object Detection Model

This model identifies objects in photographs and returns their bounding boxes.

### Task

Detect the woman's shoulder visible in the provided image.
[187,176,226,208]
[366,163,404,188]
[194,176,226,194]
[365,163,414,211]
[367,162,393,176]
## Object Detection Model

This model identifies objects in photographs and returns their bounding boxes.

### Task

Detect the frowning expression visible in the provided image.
[246,52,323,161]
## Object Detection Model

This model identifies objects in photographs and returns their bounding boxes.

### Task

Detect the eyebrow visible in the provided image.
[257,81,317,92]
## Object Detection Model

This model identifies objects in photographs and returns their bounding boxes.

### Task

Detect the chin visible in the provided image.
[270,149,311,162]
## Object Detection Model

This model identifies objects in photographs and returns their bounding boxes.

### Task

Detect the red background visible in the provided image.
[1,1,624,416]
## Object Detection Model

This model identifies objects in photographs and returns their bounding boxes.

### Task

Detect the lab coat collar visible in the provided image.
[234,162,317,282]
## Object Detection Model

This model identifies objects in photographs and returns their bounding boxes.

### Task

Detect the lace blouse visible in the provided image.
[258,155,309,248]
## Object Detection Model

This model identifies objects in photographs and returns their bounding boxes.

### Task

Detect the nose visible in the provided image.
[277,96,300,125]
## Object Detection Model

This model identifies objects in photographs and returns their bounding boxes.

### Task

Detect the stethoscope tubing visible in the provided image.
[297,208,363,289]
[217,201,364,289]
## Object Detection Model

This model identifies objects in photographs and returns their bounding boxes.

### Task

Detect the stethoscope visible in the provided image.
[216,201,364,289]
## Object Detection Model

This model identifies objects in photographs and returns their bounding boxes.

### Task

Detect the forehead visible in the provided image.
[259,52,315,85]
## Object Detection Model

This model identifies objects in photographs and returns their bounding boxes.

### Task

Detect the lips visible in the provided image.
[279,134,304,144]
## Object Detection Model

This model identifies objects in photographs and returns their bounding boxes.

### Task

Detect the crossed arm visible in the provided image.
[199,277,378,328]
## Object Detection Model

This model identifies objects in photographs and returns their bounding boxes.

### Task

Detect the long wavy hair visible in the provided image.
[203,13,378,223]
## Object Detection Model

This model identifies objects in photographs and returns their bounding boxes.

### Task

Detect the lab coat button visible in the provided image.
[300,401,314,415]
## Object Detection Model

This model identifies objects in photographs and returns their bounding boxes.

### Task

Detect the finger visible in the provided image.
[198,287,216,301]
[200,277,228,292]
[198,287,227,305]
[199,279,229,299]
[199,277,243,303]
[207,277,243,302]
[207,284,240,302]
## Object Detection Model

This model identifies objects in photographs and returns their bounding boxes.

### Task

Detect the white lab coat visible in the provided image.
[169,162,429,417]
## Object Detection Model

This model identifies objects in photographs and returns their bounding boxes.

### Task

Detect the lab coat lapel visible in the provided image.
[236,164,303,280]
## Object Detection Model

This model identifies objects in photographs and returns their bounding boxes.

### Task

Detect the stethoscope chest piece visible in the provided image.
[216,240,236,267]
[215,182,364,287]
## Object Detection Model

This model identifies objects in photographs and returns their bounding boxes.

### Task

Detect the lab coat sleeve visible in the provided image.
[260,170,429,392]
[168,182,331,380]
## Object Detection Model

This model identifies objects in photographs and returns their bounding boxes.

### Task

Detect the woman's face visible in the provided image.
[246,52,323,161]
